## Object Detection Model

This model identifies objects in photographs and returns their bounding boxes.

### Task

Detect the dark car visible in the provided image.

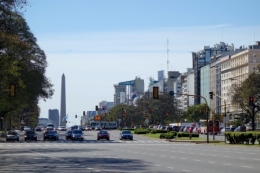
[97,130,110,140]
[35,126,42,131]
[5,131,19,141]
[43,130,59,140]
[120,130,133,140]
[65,130,73,140]
[24,130,37,141]
[71,130,84,141]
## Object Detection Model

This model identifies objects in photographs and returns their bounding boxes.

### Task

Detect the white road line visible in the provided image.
[199,154,204,155]
[224,156,230,157]
[239,157,245,159]
[223,163,232,166]
[242,166,252,168]
[87,168,93,170]
[142,153,146,154]
[194,159,200,161]
[167,167,174,169]
[171,156,176,158]
[181,158,187,160]
[211,154,217,156]
[182,169,191,172]
[253,158,260,160]
[154,164,161,167]
[208,161,215,164]
[150,154,154,155]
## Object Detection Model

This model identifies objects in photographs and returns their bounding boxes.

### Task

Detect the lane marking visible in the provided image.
[194,159,200,161]
[171,156,176,158]
[242,166,252,168]
[224,156,230,157]
[154,164,161,167]
[208,161,215,164]
[239,157,245,159]
[182,169,191,172]
[211,154,217,156]
[181,158,187,160]
[167,167,174,169]
[224,163,232,166]
[253,158,260,160]
[87,168,93,170]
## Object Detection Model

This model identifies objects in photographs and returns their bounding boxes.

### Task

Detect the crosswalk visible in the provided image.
[0,139,168,145]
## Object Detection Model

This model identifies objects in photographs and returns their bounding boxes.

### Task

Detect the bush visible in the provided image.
[224,132,260,145]
[177,132,199,138]
[155,130,169,133]
[160,132,177,139]
[121,128,135,131]
[134,129,149,134]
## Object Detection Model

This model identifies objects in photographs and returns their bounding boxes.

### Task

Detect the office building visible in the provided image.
[48,109,59,127]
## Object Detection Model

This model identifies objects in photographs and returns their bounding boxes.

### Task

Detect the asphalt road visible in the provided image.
[0,130,259,173]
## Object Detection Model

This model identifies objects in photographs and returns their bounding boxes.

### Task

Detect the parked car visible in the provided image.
[183,126,190,132]
[43,130,59,140]
[97,130,110,140]
[57,126,67,131]
[5,131,19,141]
[221,127,231,134]
[85,126,92,131]
[71,130,84,141]
[192,127,201,133]
[188,126,195,133]
[65,130,73,140]
[179,126,185,132]
[119,130,133,140]
[24,130,37,141]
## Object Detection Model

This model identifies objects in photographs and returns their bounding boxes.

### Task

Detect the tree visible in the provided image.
[230,65,260,128]
[183,104,209,122]
[0,6,54,128]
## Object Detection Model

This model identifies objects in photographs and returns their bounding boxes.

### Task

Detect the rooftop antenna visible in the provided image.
[167,39,169,73]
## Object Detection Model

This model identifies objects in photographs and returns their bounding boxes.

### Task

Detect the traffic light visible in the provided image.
[149,108,152,113]
[209,91,213,100]
[95,105,98,111]
[75,115,77,118]
[249,97,254,106]
[153,87,159,99]
[66,121,67,123]
[83,111,85,115]
[166,112,169,116]
[9,84,15,97]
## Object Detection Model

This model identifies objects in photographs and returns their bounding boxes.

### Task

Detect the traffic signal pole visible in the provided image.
[175,93,210,143]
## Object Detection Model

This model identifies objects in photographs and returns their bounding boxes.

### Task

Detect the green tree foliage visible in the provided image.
[182,104,209,122]
[230,65,260,122]
[0,5,54,128]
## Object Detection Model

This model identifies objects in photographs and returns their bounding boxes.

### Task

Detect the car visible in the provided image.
[85,126,92,131]
[71,130,84,141]
[221,127,231,134]
[70,125,79,130]
[97,130,110,140]
[65,130,73,140]
[23,126,31,131]
[119,130,133,140]
[24,130,37,141]
[44,127,54,134]
[35,126,42,131]
[5,131,19,141]
[43,130,59,140]
[95,126,102,131]
[57,126,67,131]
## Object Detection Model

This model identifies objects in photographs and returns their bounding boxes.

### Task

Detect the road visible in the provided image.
[0,130,259,173]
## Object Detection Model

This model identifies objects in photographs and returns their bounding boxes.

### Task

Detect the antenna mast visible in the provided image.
[167,39,169,73]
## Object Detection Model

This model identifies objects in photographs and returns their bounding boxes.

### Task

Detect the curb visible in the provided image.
[167,139,224,144]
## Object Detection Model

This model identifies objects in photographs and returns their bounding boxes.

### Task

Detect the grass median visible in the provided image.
[143,133,161,138]
[175,137,206,141]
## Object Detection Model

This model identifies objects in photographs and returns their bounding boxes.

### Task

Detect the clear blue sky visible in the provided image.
[23,0,260,125]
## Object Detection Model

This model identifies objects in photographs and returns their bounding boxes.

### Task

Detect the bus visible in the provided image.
[199,119,220,135]
[90,121,117,129]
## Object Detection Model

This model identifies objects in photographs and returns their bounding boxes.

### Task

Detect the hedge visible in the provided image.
[160,132,177,139]
[224,132,260,145]
[134,129,149,134]
[177,132,199,138]
[121,128,135,131]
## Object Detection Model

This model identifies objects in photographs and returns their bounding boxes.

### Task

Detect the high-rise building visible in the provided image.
[192,42,234,105]
[48,109,59,127]
[60,74,66,126]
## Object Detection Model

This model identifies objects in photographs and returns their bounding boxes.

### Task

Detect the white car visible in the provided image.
[57,126,67,131]
[23,126,31,131]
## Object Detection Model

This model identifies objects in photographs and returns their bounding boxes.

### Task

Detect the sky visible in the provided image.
[22,0,260,125]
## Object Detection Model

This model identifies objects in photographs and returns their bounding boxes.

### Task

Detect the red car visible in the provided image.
[97,130,110,140]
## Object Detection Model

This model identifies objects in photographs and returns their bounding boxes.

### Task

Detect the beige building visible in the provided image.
[221,42,260,115]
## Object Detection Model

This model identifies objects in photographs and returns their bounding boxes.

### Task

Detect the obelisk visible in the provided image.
[60,74,66,126]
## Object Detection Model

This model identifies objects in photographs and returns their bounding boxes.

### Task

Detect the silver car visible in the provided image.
[6,131,19,141]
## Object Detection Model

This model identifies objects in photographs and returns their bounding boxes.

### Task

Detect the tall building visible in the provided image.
[48,109,59,127]
[60,74,66,126]
[192,42,234,105]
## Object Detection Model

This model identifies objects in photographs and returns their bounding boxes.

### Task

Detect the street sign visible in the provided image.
[169,91,174,96]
